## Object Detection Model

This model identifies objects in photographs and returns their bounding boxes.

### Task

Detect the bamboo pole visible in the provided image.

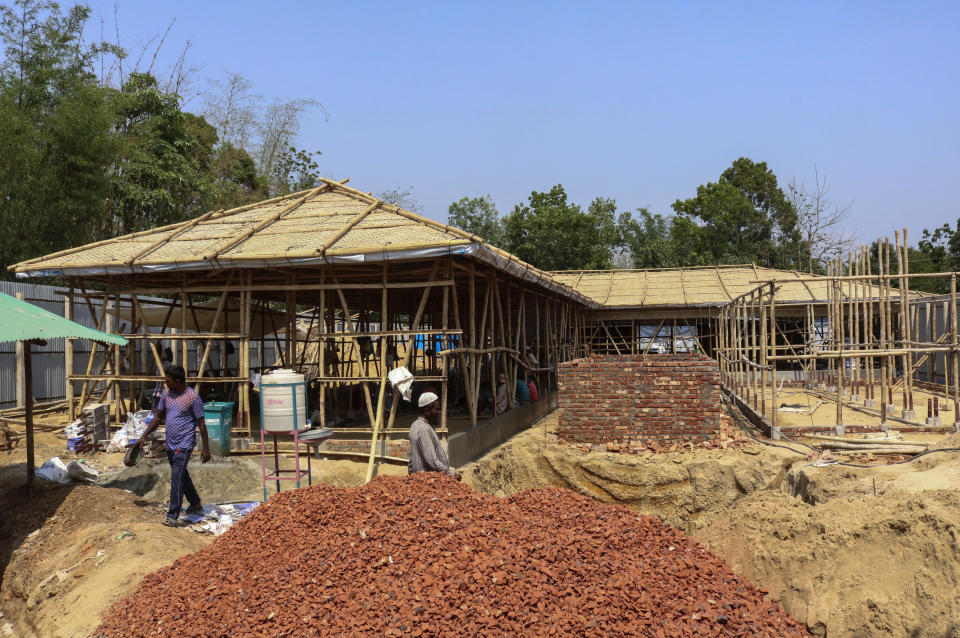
[364,264,390,483]
[864,247,874,403]
[469,265,477,425]
[759,291,768,419]
[878,240,890,423]
[952,273,959,429]
[64,291,75,420]
[318,273,326,428]
[440,261,450,441]
[904,229,914,413]
[769,282,778,434]
[836,272,844,426]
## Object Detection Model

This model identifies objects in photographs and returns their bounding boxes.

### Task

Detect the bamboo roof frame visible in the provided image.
[552,264,928,309]
[11,178,595,308]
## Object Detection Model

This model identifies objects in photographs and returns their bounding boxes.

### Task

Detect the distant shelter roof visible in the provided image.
[551,265,925,308]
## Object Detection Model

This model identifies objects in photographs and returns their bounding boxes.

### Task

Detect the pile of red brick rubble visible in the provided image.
[94,474,805,636]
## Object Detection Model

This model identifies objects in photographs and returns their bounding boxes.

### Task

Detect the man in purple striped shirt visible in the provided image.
[137,365,211,526]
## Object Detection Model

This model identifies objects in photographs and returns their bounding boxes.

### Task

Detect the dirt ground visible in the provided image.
[4,408,960,637]
[750,384,957,428]
[0,427,405,638]
[462,411,960,637]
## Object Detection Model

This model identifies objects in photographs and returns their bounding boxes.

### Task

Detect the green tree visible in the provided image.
[271,147,321,195]
[501,185,628,271]
[672,158,800,268]
[206,142,268,210]
[913,223,959,294]
[105,72,214,237]
[448,195,502,244]
[0,0,119,274]
[621,209,688,269]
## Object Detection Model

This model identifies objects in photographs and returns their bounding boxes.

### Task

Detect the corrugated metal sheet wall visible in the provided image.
[0,281,276,409]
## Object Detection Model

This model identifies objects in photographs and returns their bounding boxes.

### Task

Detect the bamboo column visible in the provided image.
[835,272,844,426]
[864,247,875,405]
[440,261,450,442]
[878,239,889,423]
[64,291,75,420]
[759,291,768,419]
[363,264,390,483]
[769,282,778,435]
[951,273,959,429]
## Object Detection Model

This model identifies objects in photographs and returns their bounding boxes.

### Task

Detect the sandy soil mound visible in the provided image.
[0,484,211,638]
[464,413,800,532]
[694,490,960,637]
[94,474,805,637]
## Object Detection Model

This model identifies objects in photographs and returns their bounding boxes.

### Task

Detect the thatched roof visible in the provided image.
[12,178,593,306]
[552,265,923,308]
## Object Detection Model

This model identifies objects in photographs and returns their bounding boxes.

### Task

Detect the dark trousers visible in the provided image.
[166,447,200,520]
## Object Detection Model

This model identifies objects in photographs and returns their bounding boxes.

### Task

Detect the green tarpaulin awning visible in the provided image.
[0,292,127,346]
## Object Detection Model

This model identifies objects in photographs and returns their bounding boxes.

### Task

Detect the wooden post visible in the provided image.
[15,292,26,408]
[24,341,35,489]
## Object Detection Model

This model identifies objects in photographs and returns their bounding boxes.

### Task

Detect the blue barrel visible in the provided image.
[203,401,234,456]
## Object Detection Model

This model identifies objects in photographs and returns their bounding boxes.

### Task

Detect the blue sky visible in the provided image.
[82,1,959,244]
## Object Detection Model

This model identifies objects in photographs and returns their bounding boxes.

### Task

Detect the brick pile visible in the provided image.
[94,474,805,637]
[558,354,723,446]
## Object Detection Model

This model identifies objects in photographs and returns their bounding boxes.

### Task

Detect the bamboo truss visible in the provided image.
[717,229,959,434]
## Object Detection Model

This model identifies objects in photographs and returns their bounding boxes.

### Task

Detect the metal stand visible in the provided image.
[260,427,312,502]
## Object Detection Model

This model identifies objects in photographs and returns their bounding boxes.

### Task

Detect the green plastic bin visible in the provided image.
[203,401,234,456]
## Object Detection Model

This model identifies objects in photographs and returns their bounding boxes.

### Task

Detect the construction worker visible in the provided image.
[136,365,212,526]
[408,392,460,479]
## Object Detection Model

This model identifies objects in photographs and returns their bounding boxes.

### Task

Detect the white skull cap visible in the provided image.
[418,392,439,408]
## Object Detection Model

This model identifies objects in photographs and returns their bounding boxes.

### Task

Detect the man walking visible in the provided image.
[408,392,460,479]
[136,365,211,526]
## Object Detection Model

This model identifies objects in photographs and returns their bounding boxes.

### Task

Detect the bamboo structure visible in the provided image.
[12,179,591,476]
[712,231,960,434]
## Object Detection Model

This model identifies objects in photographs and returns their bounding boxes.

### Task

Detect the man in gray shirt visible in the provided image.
[408,392,460,479]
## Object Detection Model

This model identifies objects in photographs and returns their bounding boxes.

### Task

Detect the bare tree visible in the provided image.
[789,167,857,272]
[202,71,261,149]
[256,97,326,193]
[377,186,422,212]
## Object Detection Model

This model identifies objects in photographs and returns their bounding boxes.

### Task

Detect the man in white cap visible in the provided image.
[408,391,461,479]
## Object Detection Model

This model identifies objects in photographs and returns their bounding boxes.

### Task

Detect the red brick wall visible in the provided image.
[319,439,410,458]
[557,354,722,445]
